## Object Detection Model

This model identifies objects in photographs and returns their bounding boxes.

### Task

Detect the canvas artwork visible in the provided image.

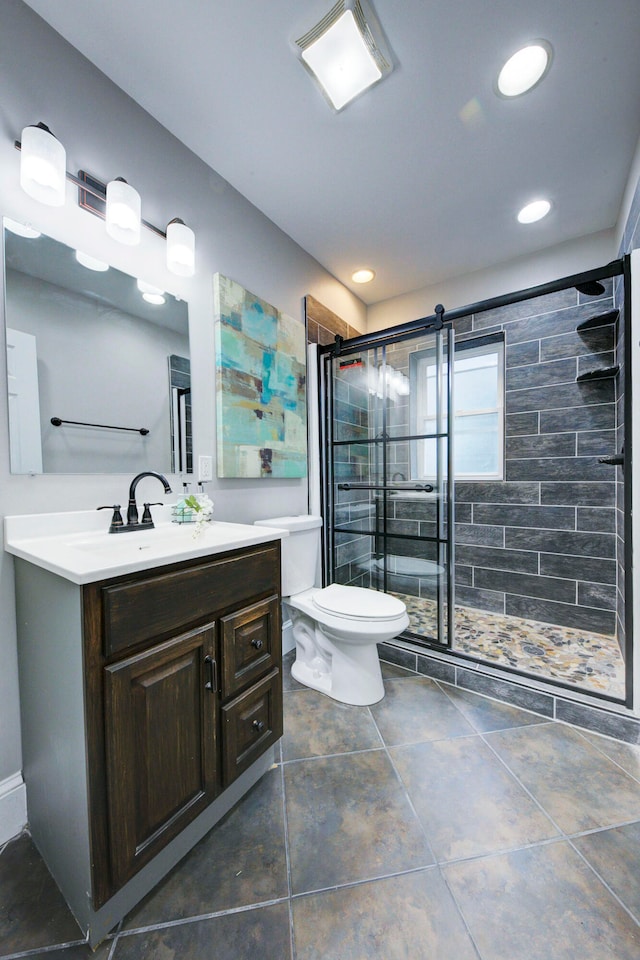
[214,273,307,478]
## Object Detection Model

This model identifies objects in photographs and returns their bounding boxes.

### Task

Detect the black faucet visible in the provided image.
[126,471,172,529]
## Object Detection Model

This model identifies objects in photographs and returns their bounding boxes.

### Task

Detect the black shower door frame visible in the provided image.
[319,311,456,649]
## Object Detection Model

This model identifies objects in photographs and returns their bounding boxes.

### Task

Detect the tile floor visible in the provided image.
[2,652,640,959]
[398,593,626,698]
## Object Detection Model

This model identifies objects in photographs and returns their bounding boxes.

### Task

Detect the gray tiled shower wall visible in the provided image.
[454,284,620,636]
[332,286,624,639]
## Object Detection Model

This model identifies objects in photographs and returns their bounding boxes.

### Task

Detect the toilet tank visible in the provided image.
[254,515,322,596]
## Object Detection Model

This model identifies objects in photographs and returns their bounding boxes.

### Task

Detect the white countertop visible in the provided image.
[4,507,288,585]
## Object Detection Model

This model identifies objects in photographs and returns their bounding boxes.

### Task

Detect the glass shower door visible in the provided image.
[322,323,454,648]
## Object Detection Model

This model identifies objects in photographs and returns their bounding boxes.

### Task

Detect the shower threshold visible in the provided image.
[395,593,625,700]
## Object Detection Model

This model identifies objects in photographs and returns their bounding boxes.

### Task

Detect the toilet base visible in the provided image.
[290,614,385,706]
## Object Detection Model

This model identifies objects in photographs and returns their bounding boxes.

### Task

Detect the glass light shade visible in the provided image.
[166,219,195,277]
[517,199,551,223]
[20,124,66,207]
[106,179,141,245]
[301,10,382,111]
[497,43,552,98]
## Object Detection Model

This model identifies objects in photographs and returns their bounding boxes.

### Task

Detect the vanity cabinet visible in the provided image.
[14,536,283,944]
[102,622,220,890]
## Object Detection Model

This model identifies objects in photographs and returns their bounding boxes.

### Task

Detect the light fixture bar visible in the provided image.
[14,139,167,238]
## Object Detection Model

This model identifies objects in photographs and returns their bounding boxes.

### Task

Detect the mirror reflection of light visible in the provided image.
[368,363,410,399]
[4,217,41,239]
[137,279,166,305]
[75,250,109,272]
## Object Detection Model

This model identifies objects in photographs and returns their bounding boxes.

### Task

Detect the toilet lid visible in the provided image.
[312,584,406,621]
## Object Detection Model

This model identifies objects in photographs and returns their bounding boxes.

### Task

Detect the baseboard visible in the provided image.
[0,772,27,845]
[282,617,294,655]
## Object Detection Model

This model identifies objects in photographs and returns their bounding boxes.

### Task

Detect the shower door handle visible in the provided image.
[337,483,434,492]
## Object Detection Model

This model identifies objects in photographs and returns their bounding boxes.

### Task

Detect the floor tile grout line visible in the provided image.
[433,677,554,729]
[573,726,640,786]
[433,832,574,869]
[478,729,568,838]
[437,864,487,960]
[106,928,120,960]
[288,861,440,901]
[568,836,640,929]
[117,895,292,938]
[0,940,90,960]
[281,744,388,766]
[278,750,297,960]
[565,815,640,839]
[366,705,438,865]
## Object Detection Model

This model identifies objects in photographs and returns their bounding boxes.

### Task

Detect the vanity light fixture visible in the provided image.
[14,123,197,276]
[166,218,195,277]
[19,122,67,207]
[106,178,142,246]
[75,250,109,272]
[352,267,375,283]
[497,41,552,98]
[517,198,551,223]
[294,0,393,111]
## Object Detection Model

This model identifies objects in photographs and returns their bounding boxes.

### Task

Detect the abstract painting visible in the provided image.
[214,274,307,478]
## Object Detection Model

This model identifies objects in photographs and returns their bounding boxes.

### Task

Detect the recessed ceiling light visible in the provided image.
[497,41,552,98]
[517,199,551,224]
[75,250,109,272]
[352,268,375,283]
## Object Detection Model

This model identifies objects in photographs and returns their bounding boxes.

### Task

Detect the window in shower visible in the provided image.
[410,333,504,481]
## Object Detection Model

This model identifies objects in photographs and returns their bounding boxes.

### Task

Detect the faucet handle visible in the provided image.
[141,502,163,525]
[98,504,124,532]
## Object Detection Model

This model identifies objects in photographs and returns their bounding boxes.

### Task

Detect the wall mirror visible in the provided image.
[3,218,192,475]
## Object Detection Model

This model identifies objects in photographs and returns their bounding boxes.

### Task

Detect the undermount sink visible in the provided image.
[4,510,288,584]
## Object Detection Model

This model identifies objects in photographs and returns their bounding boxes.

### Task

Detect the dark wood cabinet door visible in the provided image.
[103,623,219,888]
[220,595,281,699]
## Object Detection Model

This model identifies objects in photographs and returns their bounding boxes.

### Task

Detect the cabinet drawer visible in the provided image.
[101,543,280,657]
[221,595,280,699]
[221,667,283,787]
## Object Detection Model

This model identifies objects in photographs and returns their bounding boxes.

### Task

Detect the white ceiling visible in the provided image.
[22,0,640,305]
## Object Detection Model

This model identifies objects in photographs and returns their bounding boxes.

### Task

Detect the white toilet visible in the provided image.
[255,515,409,705]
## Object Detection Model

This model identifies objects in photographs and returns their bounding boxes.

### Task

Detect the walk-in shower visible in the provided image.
[318,259,632,707]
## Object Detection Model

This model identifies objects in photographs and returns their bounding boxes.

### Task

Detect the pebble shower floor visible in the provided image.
[397,593,625,698]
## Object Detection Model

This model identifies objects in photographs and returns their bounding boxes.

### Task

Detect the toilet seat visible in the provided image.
[312,583,406,622]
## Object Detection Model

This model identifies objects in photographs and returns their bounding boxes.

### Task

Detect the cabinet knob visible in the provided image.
[251,638,264,650]
[252,719,265,734]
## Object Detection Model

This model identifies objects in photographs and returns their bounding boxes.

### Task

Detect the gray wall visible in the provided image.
[0,2,365,793]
